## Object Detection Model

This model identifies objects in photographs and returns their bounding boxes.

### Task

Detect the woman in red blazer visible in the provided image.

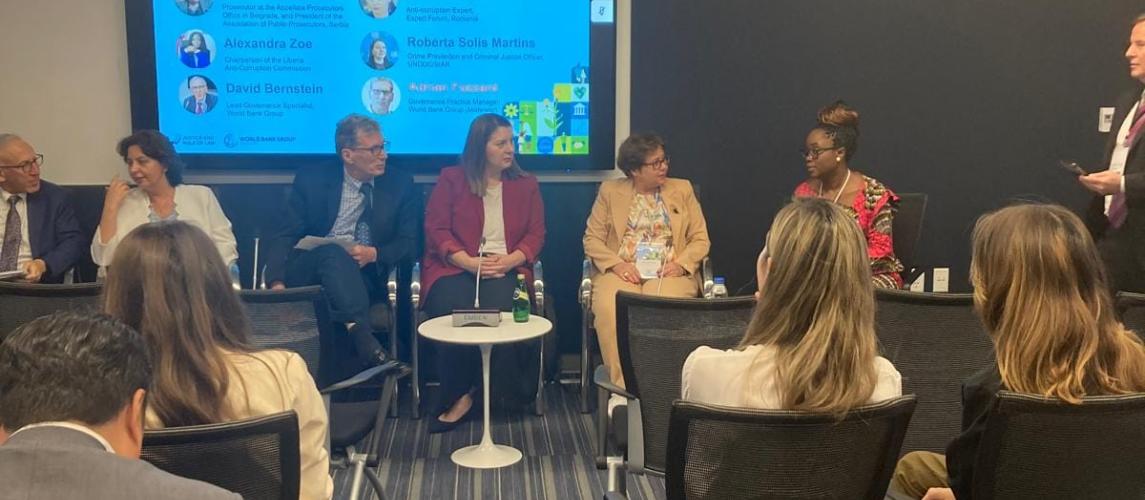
[421,113,546,433]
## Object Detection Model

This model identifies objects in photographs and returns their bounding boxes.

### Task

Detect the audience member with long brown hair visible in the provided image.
[892,203,1145,500]
[682,198,901,414]
[103,221,333,500]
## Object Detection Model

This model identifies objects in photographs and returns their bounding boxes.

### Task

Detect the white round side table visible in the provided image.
[418,312,552,469]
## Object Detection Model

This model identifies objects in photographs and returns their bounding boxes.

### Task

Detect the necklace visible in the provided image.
[818,169,851,204]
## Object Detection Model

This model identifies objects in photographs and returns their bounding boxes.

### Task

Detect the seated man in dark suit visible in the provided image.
[0,311,240,500]
[0,134,84,283]
[265,114,420,367]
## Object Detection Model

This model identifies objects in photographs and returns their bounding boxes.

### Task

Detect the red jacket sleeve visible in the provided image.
[425,169,466,259]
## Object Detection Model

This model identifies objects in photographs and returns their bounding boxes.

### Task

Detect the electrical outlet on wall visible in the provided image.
[933,268,950,293]
[909,273,925,292]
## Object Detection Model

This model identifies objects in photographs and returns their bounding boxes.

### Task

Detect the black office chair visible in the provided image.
[142,411,301,500]
[409,260,555,418]
[971,391,1145,500]
[596,292,755,495]
[892,193,927,285]
[249,236,407,418]
[237,286,409,500]
[0,281,103,340]
[874,288,994,455]
[1115,291,1145,342]
[661,396,917,500]
[579,257,715,413]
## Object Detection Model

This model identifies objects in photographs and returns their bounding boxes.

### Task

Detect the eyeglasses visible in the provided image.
[0,154,44,174]
[642,155,670,170]
[348,141,391,156]
[799,146,841,160]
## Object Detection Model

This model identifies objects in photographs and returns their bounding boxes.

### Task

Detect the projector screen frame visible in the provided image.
[124,0,618,174]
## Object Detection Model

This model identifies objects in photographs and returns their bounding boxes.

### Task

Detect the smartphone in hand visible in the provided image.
[1058,160,1088,176]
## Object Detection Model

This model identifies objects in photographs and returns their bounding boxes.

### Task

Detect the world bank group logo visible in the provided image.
[224,134,238,148]
[169,134,182,145]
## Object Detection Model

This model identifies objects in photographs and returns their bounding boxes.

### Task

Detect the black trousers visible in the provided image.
[285,244,384,357]
[423,273,519,408]
[1098,227,1145,293]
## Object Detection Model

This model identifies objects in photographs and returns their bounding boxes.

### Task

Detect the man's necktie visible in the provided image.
[1110,96,1145,229]
[195,101,203,115]
[1,197,23,272]
[354,183,373,246]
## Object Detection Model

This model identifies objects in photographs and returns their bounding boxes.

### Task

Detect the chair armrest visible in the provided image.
[410,262,422,309]
[387,267,398,307]
[701,257,714,299]
[533,261,545,313]
[320,363,410,395]
[580,259,593,307]
[593,365,634,400]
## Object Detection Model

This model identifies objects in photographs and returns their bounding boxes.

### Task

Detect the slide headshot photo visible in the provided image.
[362,32,399,70]
[181,75,218,115]
[174,0,212,16]
[177,30,215,69]
[362,77,400,115]
[360,0,397,19]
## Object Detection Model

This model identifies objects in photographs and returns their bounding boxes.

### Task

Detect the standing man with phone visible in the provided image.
[1079,13,1145,292]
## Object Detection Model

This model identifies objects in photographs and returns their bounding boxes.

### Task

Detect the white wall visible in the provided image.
[0,0,628,185]
[0,0,132,185]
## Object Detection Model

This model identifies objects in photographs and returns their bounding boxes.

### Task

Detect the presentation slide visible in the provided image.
[150,0,600,158]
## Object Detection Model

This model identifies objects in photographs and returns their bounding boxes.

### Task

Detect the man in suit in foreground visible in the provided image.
[0,312,240,500]
[1080,13,1145,292]
[265,114,420,367]
[0,134,83,283]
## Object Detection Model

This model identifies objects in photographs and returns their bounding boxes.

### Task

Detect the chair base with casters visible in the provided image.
[579,257,716,413]
[141,411,301,500]
[322,361,411,500]
[408,261,554,419]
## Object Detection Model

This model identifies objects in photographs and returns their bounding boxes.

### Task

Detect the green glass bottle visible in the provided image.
[513,273,530,323]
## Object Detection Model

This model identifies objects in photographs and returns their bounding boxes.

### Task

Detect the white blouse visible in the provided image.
[91,184,238,267]
[481,183,508,255]
[681,344,902,409]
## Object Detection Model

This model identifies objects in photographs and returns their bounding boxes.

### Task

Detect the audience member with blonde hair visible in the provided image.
[102,221,333,500]
[682,198,901,414]
[891,203,1145,500]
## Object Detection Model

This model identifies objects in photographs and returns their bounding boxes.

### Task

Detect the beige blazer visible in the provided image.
[145,350,332,500]
[583,177,711,275]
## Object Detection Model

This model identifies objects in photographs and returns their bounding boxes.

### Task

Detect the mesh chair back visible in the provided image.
[875,289,994,454]
[973,391,1145,500]
[1115,291,1145,342]
[666,396,916,500]
[238,286,327,384]
[0,281,102,341]
[892,193,927,275]
[142,411,301,500]
[617,292,756,474]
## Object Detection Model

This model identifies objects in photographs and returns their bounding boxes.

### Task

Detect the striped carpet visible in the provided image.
[332,384,666,500]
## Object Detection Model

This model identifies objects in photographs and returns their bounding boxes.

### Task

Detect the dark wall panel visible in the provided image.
[630,0,1143,291]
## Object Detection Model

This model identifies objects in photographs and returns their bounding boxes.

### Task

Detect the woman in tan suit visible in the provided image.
[584,133,711,394]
